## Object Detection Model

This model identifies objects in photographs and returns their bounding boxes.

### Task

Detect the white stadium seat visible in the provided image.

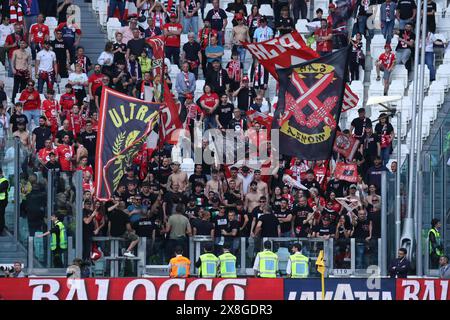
[259,4,274,17]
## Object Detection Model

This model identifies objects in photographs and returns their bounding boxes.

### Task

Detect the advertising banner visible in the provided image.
[0,278,284,300]
[396,279,450,300]
[284,279,395,300]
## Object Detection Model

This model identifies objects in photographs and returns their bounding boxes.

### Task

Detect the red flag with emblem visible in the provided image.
[334,162,359,183]
[333,131,360,160]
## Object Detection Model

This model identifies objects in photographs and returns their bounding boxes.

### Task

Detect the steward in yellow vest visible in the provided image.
[253,240,279,278]
[195,244,218,278]
[37,214,67,268]
[218,244,237,278]
[0,169,9,235]
[287,243,309,278]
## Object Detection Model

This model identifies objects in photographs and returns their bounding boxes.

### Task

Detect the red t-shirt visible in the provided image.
[56,144,74,171]
[41,99,60,133]
[199,93,219,112]
[60,93,77,113]
[29,23,49,45]
[308,196,326,212]
[163,23,182,47]
[38,147,56,164]
[76,165,94,177]
[378,52,396,69]
[19,89,41,111]
[314,28,333,53]
[88,73,103,96]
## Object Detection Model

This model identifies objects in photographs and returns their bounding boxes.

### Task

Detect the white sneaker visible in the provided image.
[123,251,135,257]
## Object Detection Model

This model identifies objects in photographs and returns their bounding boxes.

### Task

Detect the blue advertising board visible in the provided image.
[284,279,396,300]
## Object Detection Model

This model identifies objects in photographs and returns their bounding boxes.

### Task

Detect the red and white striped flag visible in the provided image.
[342,85,359,112]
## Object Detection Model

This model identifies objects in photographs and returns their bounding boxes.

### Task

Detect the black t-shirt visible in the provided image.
[367,205,381,238]
[396,30,416,51]
[397,0,417,19]
[194,219,214,235]
[163,191,187,213]
[313,222,335,237]
[322,207,339,226]
[10,113,28,132]
[205,69,230,96]
[205,8,228,31]
[182,0,201,16]
[427,1,436,27]
[293,203,313,237]
[362,133,380,157]
[225,219,240,238]
[251,206,265,224]
[82,208,95,239]
[216,103,234,127]
[111,69,132,94]
[326,179,348,198]
[133,216,155,237]
[273,208,292,233]
[113,42,127,64]
[276,17,295,35]
[184,205,199,220]
[80,131,97,156]
[236,209,250,236]
[51,39,69,62]
[157,165,172,186]
[108,209,130,237]
[258,213,279,237]
[351,117,372,137]
[32,126,52,151]
[55,129,74,144]
[375,122,394,136]
[236,87,256,112]
[188,173,207,189]
[272,196,284,212]
[0,89,6,106]
[352,218,371,240]
[228,117,247,132]
[224,190,240,207]
[183,41,201,62]
[127,38,146,57]
[212,214,228,235]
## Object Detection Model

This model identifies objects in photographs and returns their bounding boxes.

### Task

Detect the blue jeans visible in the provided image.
[215,30,224,46]
[204,114,217,130]
[23,109,42,132]
[356,241,366,270]
[109,0,125,19]
[30,42,42,61]
[382,20,395,43]
[234,45,246,63]
[183,16,199,36]
[281,231,292,238]
[381,147,391,166]
[425,52,436,81]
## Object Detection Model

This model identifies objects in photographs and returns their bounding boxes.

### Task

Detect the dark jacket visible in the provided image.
[389,257,410,278]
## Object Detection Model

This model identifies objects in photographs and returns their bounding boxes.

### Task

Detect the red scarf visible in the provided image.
[227,60,241,82]
[9,4,24,24]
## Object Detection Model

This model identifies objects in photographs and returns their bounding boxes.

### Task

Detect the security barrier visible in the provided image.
[0,278,449,300]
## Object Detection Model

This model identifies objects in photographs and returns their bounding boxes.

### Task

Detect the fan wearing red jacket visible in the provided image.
[18,80,41,130]
[28,13,49,60]
[82,171,95,194]
[41,89,60,137]
[38,139,57,165]
[56,134,75,172]
[60,83,77,118]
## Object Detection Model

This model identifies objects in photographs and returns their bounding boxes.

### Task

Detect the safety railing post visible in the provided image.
[350,238,356,273]
[240,237,246,275]
[28,236,34,274]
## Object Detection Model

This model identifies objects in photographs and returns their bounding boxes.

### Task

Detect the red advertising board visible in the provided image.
[396,279,450,300]
[0,278,284,300]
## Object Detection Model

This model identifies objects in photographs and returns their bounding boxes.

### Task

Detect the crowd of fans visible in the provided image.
[0,0,430,270]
